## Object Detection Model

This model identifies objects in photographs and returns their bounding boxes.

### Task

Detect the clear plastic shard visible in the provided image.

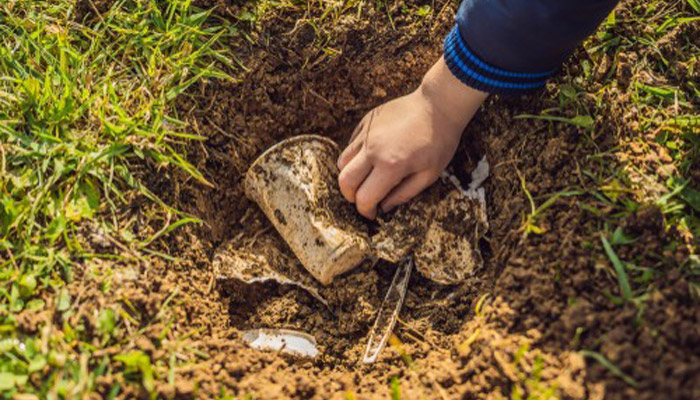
[362,259,413,364]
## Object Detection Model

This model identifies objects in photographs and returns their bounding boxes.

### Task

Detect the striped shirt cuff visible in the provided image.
[443,25,557,95]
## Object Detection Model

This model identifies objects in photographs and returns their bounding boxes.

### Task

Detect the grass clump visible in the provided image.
[0,0,227,303]
[0,0,229,396]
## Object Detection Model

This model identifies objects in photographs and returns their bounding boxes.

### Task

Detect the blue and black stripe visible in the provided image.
[443,25,557,95]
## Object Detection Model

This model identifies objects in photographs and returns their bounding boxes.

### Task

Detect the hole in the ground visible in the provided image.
[205,127,497,366]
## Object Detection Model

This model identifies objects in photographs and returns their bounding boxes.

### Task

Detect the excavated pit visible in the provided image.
[120,1,698,398]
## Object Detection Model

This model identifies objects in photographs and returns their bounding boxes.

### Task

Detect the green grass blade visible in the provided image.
[514,114,595,129]
[581,350,640,388]
[601,236,633,301]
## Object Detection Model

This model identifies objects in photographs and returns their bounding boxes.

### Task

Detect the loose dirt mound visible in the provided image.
[81,0,697,398]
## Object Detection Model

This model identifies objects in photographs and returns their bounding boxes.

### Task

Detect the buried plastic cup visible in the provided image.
[244,135,372,285]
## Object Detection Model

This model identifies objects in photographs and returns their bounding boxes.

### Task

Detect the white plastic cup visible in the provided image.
[244,135,371,285]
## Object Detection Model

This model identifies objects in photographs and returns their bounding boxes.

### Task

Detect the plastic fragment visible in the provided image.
[213,236,329,307]
[372,157,490,284]
[241,329,319,358]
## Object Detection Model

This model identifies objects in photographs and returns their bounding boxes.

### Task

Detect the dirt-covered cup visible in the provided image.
[244,135,372,285]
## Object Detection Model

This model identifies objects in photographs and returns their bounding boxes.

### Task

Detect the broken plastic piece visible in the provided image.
[412,177,488,284]
[213,236,329,307]
[444,155,489,208]
[241,329,319,358]
[371,158,489,284]
[362,259,413,364]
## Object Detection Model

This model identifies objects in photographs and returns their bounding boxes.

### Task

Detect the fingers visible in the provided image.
[350,108,377,142]
[338,152,373,203]
[349,115,366,143]
[337,137,362,170]
[380,171,437,213]
[338,110,373,169]
[354,167,405,219]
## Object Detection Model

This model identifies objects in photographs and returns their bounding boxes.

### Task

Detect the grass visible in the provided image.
[507,1,697,391]
[580,350,640,388]
[390,376,401,400]
[511,354,559,400]
[0,0,232,397]
[516,172,584,237]
[0,0,226,294]
[539,0,698,390]
[587,0,698,292]
[600,235,634,302]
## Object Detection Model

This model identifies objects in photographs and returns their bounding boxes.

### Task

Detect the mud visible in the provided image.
[76,0,700,398]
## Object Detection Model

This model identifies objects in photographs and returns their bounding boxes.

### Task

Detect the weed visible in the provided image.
[516,170,583,236]
[389,333,415,368]
[580,350,640,388]
[601,235,634,301]
[114,351,155,398]
[390,375,401,400]
[507,344,560,400]
[514,113,595,129]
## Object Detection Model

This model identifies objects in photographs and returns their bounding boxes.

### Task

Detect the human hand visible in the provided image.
[337,56,488,219]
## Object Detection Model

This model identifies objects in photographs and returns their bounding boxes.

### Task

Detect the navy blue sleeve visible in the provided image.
[444,0,620,95]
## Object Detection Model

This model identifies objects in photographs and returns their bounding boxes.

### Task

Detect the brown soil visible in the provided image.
[64,0,698,398]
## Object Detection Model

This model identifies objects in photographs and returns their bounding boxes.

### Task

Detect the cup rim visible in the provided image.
[246,134,339,181]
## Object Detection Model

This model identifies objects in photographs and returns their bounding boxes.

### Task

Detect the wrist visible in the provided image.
[418,56,489,130]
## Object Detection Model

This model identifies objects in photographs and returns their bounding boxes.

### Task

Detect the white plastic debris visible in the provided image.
[213,237,329,307]
[414,162,489,284]
[444,155,490,208]
[241,329,319,358]
[372,157,490,284]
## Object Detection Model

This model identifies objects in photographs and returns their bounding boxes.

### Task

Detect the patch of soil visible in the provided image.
[74,0,115,23]
[111,0,699,399]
